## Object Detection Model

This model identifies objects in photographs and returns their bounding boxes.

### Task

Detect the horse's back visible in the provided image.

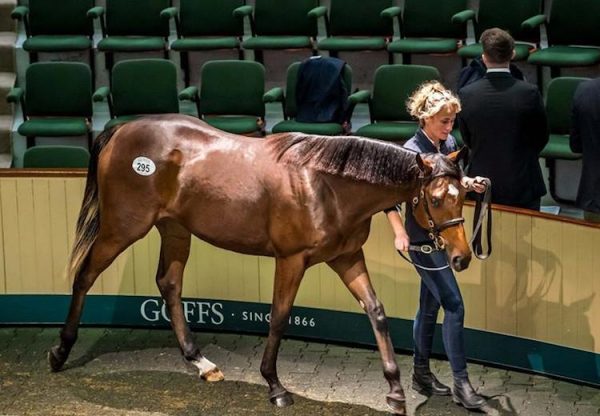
[96,115,308,256]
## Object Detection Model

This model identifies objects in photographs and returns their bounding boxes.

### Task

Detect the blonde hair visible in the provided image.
[406,81,461,126]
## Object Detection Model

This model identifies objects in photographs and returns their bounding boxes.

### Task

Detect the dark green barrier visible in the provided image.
[0,294,598,386]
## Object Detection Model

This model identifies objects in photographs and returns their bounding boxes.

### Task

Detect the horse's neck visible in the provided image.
[326,176,419,221]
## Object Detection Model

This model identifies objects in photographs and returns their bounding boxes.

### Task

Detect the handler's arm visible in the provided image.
[386,209,410,252]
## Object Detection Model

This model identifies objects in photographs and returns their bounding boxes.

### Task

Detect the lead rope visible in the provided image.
[396,249,450,271]
[469,178,492,260]
[395,198,451,271]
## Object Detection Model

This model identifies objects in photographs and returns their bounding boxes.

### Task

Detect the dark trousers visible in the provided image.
[409,250,468,380]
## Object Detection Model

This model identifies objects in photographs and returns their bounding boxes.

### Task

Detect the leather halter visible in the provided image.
[396,173,465,271]
[413,173,465,251]
[397,175,493,271]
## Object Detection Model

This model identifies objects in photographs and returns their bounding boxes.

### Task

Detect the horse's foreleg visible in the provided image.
[328,250,406,415]
[155,220,224,382]
[49,229,143,371]
[261,255,306,407]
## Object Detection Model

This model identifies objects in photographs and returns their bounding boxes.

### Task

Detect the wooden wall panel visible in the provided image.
[16,179,36,292]
[131,228,159,296]
[544,220,564,346]
[459,206,486,329]
[0,180,5,294]
[296,262,324,309]
[1,180,21,293]
[48,180,71,293]
[560,222,579,348]
[516,215,534,339]
[591,230,600,352]
[575,225,594,352]
[257,256,275,304]
[2,176,600,354]
[486,210,518,335]
[32,181,53,293]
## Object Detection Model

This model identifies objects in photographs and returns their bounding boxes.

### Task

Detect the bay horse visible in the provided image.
[48,114,472,415]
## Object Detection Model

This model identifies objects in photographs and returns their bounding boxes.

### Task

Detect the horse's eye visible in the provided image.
[431,197,440,208]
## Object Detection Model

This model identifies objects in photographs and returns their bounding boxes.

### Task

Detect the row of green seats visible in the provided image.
[6,59,586,170]
[12,0,600,88]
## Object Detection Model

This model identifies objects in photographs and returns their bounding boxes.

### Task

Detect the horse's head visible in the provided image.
[412,148,471,272]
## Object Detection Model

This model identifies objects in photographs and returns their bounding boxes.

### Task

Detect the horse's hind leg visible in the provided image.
[49,225,151,371]
[328,249,406,415]
[260,255,305,407]
[155,220,224,382]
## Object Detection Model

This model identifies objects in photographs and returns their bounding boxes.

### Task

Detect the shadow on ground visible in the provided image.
[73,371,387,416]
[1,368,388,416]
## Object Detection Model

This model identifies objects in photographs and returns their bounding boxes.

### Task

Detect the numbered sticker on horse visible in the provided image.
[132,157,156,176]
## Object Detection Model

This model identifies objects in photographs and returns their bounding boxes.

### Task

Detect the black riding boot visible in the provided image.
[452,377,486,410]
[412,365,451,396]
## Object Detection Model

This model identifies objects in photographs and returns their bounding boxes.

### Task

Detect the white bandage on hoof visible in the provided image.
[191,357,225,382]
[191,356,217,375]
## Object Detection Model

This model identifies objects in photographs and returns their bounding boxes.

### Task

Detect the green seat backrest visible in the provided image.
[403,0,468,39]
[111,59,179,116]
[180,0,245,37]
[547,0,600,47]
[254,0,318,37]
[371,64,441,121]
[284,61,352,119]
[25,62,92,117]
[28,0,94,36]
[23,145,90,168]
[545,77,589,135]
[329,0,394,37]
[199,61,265,117]
[475,0,541,43]
[106,0,171,37]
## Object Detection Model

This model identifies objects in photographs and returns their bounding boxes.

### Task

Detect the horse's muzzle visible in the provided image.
[451,254,471,272]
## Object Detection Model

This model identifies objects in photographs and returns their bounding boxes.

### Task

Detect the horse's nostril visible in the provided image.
[452,255,471,271]
[452,256,463,269]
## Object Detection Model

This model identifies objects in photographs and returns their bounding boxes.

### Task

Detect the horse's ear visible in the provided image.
[447,147,468,165]
[416,153,433,176]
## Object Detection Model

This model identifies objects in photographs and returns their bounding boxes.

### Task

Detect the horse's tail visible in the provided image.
[67,126,120,280]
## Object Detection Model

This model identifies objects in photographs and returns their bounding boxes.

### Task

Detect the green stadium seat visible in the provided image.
[23,145,90,168]
[542,77,588,204]
[179,61,266,136]
[387,0,470,65]
[88,0,170,72]
[525,0,600,83]
[354,64,441,143]
[11,0,95,79]
[235,0,319,63]
[93,59,180,129]
[542,77,589,161]
[456,0,542,62]
[6,62,93,149]
[313,0,399,58]
[161,0,245,86]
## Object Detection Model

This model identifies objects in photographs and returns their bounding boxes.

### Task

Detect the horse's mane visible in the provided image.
[268,133,423,186]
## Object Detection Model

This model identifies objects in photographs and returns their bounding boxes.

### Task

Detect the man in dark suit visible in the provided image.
[458,28,549,210]
[570,78,600,222]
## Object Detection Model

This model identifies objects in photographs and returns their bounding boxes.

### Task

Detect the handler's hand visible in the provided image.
[394,230,410,252]
[461,176,487,194]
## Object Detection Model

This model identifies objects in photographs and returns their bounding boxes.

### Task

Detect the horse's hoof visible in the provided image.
[48,346,66,372]
[270,391,294,408]
[386,394,407,415]
[201,367,224,382]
